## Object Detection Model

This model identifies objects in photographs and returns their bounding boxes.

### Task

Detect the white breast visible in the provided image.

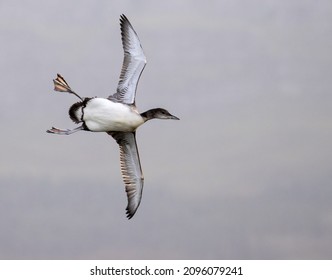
[83,98,144,132]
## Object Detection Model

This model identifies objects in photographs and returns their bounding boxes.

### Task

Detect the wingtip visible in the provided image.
[126,207,135,220]
[120,14,128,24]
[126,203,141,219]
[126,213,133,220]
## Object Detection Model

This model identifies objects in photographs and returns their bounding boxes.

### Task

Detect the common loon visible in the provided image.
[47,14,179,219]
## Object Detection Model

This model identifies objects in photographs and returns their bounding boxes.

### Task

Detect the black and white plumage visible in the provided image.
[47,14,179,219]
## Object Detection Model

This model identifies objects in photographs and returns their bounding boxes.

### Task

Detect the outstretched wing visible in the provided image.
[109,131,144,219]
[108,14,147,105]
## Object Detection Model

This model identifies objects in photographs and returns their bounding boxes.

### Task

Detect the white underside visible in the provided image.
[83,98,144,132]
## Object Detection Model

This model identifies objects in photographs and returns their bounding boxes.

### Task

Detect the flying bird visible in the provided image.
[47,14,179,219]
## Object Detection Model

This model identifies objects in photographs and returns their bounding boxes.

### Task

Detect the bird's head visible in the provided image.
[141,108,179,121]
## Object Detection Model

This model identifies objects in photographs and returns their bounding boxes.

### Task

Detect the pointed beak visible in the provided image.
[170,115,180,120]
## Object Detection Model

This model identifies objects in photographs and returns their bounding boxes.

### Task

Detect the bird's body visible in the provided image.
[47,15,179,219]
[70,98,144,132]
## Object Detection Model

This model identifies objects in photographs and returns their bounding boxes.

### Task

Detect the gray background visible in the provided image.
[1,0,331,259]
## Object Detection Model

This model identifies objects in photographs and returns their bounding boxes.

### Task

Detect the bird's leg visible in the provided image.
[53,73,83,101]
[46,125,85,135]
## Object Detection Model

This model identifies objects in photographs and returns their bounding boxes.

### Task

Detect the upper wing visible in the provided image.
[109,131,144,219]
[108,14,147,105]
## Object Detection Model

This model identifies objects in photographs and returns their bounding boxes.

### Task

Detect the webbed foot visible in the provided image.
[46,126,84,135]
[53,73,83,101]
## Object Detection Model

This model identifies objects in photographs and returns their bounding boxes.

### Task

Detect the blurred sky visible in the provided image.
[0,0,332,259]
